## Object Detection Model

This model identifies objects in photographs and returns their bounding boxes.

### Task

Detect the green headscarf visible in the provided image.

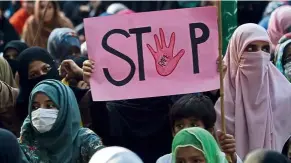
[19,79,84,162]
[172,127,227,163]
[275,33,291,82]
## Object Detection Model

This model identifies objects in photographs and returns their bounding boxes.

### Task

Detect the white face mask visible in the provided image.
[284,62,291,81]
[31,108,59,133]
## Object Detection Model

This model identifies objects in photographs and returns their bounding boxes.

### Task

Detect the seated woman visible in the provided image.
[19,79,104,162]
[215,23,291,158]
[244,149,290,163]
[0,129,24,163]
[89,146,144,163]
[0,57,20,136]
[172,127,228,163]
[275,33,291,82]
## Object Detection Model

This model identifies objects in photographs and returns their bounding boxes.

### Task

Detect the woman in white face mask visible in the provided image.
[275,33,291,82]
[215,23,291,159]
[18,79,104,163]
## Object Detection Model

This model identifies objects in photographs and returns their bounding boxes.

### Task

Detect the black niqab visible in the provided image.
[16,47,60,123]
[0,129,22,163]
[3,41,28,75]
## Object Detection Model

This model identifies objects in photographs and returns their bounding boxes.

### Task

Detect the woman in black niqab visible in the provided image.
[16,47,60,123]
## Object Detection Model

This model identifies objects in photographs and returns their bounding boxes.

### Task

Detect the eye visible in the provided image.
[43,65,51,73]
[176,124,184,129]
[46,103,56,109]
[245,44,257,52]
[191,123,198,127]
[29,73,37,79]
[262,45,270,53]
[193,160,202,163]
[32,104,40,111]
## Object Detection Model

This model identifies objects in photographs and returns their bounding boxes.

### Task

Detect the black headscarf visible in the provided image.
[3,41,28,75]
[263,151,291,163]
[0,129,22,163]
[16,47,60,123]
[91,97,173,163]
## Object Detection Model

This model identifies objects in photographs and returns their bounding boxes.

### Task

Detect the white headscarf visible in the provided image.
[106,3,128,14]
[89,146,144,163]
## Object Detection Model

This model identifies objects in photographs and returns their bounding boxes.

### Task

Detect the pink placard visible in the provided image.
[84,7,219,101]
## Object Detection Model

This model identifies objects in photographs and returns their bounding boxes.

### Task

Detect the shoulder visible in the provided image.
[79,128,103,148]
[58,13,74,29]
[156,153,172,163]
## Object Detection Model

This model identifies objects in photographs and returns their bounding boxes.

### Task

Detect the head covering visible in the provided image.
[0,129,22,163]
[89,146,143,163]
[47,28,80,62]
[172,127,227,163]
[3,40,28,75]
[16,47,59,122]
[215,23,291,158]
[81,41,87,56]
[0,57,17,87]
[268,6,291,49]
[275,33,291,80]
[22,0,74,48]
[245,149,291,163]
[263,1,285,17]
[19,79,82,162]
[106,3,128,14]
[4,40,28,55]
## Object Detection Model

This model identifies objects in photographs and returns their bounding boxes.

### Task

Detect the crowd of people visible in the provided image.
[1,0,291,163]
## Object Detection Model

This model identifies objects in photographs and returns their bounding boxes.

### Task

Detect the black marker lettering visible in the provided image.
[102,29,135,86]
[129,27,151,81]
[189,23,210,74]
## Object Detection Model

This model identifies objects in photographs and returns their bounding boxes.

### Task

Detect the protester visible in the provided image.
[89,146,144,163]
[3,40,28,76]
[22,1,73,48]
[215,23,291,159]
[268,6,291,51]
[19,79,104,162]
[0,3,20,53]
[0,129,23,163]
[157,94,241,163]
[0,57,20,136]
[244,150,291,163]
[83,59,173,163]
[282,138,291,160]
[172,127,228,163]
[16,47,60,123]
[275,33,291,82]
[258,1,285,29]
[47,28,81,65]
[9,0,34,35]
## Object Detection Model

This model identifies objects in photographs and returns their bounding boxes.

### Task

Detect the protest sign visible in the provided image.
[84,7,219,101]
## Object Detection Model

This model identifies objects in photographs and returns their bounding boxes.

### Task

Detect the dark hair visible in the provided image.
[169,94,216,130]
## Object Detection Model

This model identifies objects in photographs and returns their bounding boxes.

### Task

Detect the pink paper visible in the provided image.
[84,7,219,101]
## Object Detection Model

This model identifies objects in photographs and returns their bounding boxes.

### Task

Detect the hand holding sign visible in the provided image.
[147,28,185,76]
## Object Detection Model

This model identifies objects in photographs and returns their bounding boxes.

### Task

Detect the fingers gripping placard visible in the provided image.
[85,7,219,101]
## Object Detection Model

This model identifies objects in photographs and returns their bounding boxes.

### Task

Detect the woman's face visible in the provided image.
[32,93,57,110]
[28,61,52,79]
[244,41,270,53]
[4,48,18,60]
[175,146,206,163]
[39,1,54,22]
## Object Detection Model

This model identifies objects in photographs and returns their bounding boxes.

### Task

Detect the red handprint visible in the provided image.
[147,28,185,76]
